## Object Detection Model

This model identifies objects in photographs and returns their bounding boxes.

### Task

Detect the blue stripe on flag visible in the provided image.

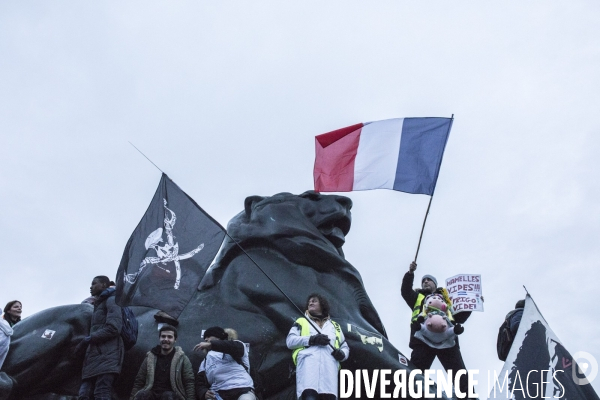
[393,117,453,195]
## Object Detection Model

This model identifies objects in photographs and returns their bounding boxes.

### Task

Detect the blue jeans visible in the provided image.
[78,373,117,400]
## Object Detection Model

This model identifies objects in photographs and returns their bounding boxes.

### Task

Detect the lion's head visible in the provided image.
[199,191,385,336]
[238,190,352,250]
[201,191,354,284]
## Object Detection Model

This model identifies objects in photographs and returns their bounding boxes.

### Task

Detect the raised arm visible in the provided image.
[401,262,418,308]
[208,339,245,358]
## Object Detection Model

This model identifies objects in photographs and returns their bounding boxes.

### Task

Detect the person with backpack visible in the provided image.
[286,293,349,400]
[76,275,124,400]
[401,262,473,399]
[497,299,525,361]
[194,326,256,400]
[130,324,195,400]
[80,280,138,351]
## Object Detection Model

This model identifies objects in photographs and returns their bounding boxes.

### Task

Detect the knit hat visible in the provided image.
[421,274,438,288]
[203,326,228,340]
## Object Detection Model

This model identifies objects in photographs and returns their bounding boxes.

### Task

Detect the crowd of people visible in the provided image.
[0,266,525,400]
[71,276,347,400]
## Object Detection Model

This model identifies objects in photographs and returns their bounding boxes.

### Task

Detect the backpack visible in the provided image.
[497,309,517,361]
[120,306,138,351]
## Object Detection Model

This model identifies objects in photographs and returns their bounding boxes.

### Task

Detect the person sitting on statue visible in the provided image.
[401,262,473,398]
[2,301,22,328]
[286,293,349,400]
[194,326,256,400]
[130,324,195,400]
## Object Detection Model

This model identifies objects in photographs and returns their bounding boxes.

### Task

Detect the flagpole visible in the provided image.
[129,141,165,174]
[414,196,433,262]
[413,114,454,263]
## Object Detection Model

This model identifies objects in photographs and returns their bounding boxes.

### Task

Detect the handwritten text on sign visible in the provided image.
[445,274,483,314]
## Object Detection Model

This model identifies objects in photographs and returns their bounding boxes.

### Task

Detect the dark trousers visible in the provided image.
[410,343,473,398]
[301,389,336,400]
[134,390,177,400]
[78,373,117,400]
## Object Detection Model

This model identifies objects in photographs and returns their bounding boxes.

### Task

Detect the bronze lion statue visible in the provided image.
[0,191,444,400]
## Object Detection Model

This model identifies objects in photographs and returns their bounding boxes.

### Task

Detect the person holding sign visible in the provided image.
[401,262,473,398]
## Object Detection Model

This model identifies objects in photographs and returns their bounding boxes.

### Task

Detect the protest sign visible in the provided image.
[445,274,483,314]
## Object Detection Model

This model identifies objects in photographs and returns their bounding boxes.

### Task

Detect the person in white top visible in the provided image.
[0,317,13,369]
[194,326,256,400]
[286,293,349,400]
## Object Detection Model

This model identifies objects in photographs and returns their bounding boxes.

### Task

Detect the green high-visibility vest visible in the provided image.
[291,317,342,366]
[411,293,426,322]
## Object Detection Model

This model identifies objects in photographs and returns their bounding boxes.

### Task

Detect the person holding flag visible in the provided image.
[401,262,473,399]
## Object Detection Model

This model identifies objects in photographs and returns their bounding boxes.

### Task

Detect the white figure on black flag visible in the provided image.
[116,173,226,319]
[124,199,205,289]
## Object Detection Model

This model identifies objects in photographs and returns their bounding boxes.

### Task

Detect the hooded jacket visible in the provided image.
[130,345,195,400]
[81,287,124,379]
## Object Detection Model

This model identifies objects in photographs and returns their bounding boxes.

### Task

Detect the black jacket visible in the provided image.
[401,271,470,348]
[82,288,124,379]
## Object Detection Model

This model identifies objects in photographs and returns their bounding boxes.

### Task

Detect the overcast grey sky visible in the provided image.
[2,1,599,396]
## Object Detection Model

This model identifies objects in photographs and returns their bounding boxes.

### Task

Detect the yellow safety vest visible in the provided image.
[411,293,426,322]
[291,317,342,366]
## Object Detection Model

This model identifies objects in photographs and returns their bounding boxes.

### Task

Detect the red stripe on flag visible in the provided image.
[313,124,363,192]
[315,123,364,148]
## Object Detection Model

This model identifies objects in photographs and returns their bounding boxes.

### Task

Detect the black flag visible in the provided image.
[116,174,226,319]
[490,295,599,399]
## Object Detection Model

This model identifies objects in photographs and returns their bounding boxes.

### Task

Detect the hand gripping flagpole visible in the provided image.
[413,114,454,263]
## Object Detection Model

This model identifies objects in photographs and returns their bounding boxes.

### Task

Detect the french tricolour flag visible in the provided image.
[313,117,453,195]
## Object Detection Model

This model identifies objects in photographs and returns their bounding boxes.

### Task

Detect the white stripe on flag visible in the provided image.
[353,118,404,190]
